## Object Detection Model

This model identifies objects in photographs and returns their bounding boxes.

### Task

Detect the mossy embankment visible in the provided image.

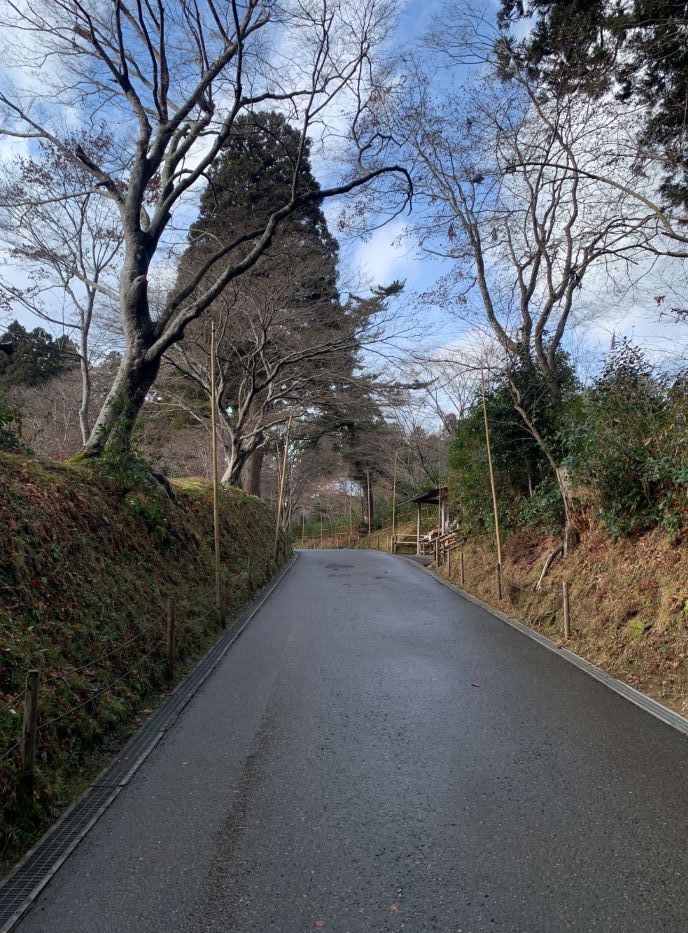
[0,453,284,865]
[434,526,688,716]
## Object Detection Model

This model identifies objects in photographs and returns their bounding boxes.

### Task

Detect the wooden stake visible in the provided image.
[22,670,39,786]
[320,514,323,548]
[218,576,226,628]
[392,449,398,541]
[447,548,452,576]
[496,564,503,601]
[460,550,465,587]
[482,368,503,586]
[166,597,176,679]
[210,323,222,623]
[563,581,571,639]
[301,514,305,547]
[274,416,292,561]
[366,468,372,537]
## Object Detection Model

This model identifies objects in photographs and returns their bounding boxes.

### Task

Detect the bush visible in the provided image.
[566,342,688,534]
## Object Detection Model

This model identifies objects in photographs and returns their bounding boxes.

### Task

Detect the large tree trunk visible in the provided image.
[247,447,263,496]
[221,432,255,486]
[83,347,160,454]
[82,241,159,455]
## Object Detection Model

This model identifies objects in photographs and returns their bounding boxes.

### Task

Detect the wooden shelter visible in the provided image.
[395,485,449,554]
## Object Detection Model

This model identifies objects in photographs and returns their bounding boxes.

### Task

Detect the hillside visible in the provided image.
[0,454,283,863]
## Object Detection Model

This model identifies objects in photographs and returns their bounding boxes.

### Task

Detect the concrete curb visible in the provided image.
[0,554,298,933]
[402,556,688,739]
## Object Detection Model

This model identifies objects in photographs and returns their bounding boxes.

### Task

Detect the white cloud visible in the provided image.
[349,220,416,286]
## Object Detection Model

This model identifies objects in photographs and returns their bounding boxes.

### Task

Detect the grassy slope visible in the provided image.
[435,526,688,716]
[0,453,282,864]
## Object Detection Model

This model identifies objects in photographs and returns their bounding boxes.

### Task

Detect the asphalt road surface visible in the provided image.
[15,550,688,932]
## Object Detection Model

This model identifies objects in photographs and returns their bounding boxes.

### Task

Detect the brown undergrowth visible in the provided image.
[436,524,688,716]
[0,453,283,867]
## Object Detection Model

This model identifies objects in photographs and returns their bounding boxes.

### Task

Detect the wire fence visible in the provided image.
[0,583,225,776]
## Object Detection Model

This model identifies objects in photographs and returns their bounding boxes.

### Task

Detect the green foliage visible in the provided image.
[565,342,688,534]
[447,355,576,535]
[517,476,565,530]
[0,320,76,387]
[0,391,24,452]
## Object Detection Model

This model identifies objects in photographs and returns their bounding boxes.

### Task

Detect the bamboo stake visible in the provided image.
[392,449,398,539]
[210,323,222,621]
[563,581,571,639]
[274,416,292,560]
[166,597,176,679]
[482,368,503,592]
[22,670,39,787]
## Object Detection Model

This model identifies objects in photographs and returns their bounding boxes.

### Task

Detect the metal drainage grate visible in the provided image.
[0,784,117,930]
[0,556,296,932]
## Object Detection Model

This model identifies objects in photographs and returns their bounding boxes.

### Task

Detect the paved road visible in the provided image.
[16,550,688,932]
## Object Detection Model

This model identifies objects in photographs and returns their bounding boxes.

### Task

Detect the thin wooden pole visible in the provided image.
[274,416,291,560]
[320,514,323,548]
[166,597,176,679]
[447,548,451,576]
[392,449,398,539]
[437,422,443,533]
[366,469,372,537]
[482,368,503,583]
[22,670,39,787]
[301,514,305,547]
[460,550,465,587]
[210,323,222,622]
[563,581,571,639]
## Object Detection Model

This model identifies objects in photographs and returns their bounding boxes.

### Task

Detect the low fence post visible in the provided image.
[447,548,452,576]
[166,597,176,679]
[496,563,502,601]
[22,669,39,788]
[460,551,465,587]
[563,581,571,640]
[218,576,226,628]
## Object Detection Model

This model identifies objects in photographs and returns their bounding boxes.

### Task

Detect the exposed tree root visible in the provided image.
[535,544,563,591]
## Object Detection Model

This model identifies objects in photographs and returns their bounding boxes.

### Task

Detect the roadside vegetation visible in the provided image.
[0,453,280,866]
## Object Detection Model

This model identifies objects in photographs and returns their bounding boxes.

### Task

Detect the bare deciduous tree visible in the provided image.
[0,138,122,442]
[0,0,409,455]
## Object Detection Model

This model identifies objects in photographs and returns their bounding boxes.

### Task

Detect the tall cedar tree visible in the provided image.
[173,112,366,486]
